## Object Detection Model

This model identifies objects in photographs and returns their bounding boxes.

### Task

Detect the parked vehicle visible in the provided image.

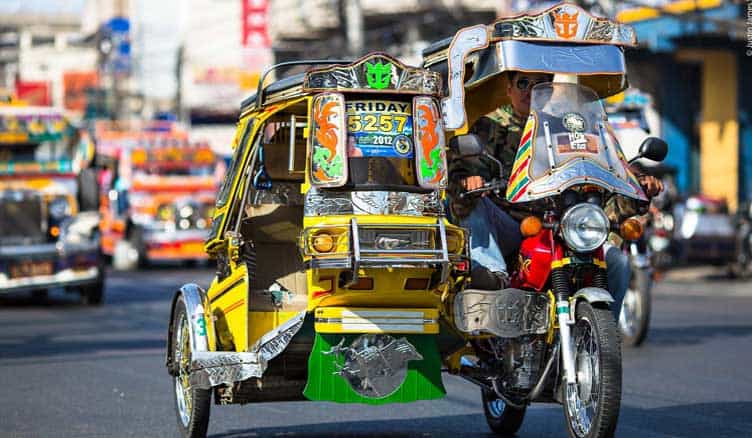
[673,194,736,267]
[93,121,220,269]
[0,103,104,303]
[730,201,752,278]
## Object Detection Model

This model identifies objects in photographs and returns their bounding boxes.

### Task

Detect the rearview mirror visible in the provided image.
[448,134,484,158]
[635,137,668,163]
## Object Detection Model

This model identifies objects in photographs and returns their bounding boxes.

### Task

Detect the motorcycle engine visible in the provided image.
[486,335,547,392]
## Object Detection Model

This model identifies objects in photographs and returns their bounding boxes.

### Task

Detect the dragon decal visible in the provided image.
[311,94,345,186]
[415,99,446,188]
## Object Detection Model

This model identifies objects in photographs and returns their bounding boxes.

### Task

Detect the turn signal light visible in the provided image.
[520,216,543,237]
[50,226,60,237]
[312,233,335,253]
[620,217,644,241]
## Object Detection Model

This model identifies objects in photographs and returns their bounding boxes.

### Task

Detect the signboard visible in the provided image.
[63,71,99,112]
[15,81,50,106]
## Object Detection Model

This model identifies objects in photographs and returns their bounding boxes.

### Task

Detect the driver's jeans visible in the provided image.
[460,197,629,320]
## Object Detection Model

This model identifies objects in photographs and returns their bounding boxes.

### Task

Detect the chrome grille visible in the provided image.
[0,192,45,244]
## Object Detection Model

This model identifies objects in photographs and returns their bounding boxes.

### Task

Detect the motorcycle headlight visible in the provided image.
[49,197,71,220]
[560,203,610,252]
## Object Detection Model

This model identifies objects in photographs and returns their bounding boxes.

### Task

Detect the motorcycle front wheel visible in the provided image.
[481,388,526,435]
[619,269,652,347]
[563,301,622,438]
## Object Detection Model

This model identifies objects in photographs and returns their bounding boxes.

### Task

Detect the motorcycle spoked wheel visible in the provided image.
[619,269,652,347]
[563,301,622,438]
[481,388,527,435]
[172,296,211,437]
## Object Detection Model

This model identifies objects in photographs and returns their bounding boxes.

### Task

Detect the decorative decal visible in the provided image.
[490,2,637,46]
[304,53,441,95]
[346,100,413,158]
[365,61,392,90]
[413,97,447,189]
[441,25,489,130]
[310,93,347,187]
[557,133,599,154]
[507,115,535,202]
[563,112,586,132]
[553,9,579,39]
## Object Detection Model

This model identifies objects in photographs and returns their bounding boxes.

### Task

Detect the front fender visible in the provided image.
[572,287,614,306]
[165,283,215,374]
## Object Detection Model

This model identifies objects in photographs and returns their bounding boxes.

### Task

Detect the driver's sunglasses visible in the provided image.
[514,77,547,91]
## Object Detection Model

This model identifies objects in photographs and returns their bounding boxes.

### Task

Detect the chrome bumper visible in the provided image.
[307,218,454,283]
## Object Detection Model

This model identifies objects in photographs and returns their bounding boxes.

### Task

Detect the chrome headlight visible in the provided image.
[48,197,71,220]
[560,203,610,252]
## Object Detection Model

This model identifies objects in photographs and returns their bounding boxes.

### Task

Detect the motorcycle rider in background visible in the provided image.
[449,70,664,319]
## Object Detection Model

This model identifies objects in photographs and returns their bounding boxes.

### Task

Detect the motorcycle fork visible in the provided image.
[549,239,577,386]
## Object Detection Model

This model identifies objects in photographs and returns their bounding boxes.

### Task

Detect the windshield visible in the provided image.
[345,98,418,190]
[507,83,645,203]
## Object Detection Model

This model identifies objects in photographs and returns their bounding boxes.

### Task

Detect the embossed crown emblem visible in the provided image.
[553,10,579,39]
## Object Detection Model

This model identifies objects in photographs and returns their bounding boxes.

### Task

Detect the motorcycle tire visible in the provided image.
[171,295,211,437]
[481,388,526,435]
[619,269,652,347]
[563,301,621,438]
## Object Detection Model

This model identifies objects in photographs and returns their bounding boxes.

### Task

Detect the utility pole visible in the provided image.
[343,0,364,57]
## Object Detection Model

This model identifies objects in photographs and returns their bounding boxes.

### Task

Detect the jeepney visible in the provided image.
[0,103,104,304]
[94,121,220,269]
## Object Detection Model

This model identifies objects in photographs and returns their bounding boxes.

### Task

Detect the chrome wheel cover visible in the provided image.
[619,287,640,338]
[567,316,600,437]
[174,313,192,427]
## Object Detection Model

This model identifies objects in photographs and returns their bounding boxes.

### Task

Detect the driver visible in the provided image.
[448,70,663,319]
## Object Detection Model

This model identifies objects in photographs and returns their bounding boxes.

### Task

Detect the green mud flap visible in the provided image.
[303,333,446,404]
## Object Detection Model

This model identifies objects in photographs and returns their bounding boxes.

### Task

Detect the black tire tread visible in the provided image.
[482,388,527,436]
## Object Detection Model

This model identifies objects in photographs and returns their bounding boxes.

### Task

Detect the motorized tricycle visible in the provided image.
[166,4,664,438]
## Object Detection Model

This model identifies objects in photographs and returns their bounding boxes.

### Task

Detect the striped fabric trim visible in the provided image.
[506,116,535,201]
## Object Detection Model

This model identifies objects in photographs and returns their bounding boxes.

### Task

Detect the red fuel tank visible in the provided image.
[512,229,553,291]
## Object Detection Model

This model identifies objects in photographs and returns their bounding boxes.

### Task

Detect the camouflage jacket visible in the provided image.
[448,104,525,219]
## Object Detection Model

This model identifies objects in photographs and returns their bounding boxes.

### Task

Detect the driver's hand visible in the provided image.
[638,175,663,198]
[462,176,485,192]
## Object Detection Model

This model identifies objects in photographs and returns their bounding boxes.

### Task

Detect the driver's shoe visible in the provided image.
[469,266,509,290]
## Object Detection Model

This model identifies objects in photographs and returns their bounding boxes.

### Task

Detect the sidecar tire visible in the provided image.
[481,388,526,435]
[563,302,621,438]
[172,296,211,437]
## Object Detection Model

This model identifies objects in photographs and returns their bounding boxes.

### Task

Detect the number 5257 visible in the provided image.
[348,114,408,133]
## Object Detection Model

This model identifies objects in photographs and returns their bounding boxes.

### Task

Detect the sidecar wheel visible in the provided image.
[172,296,211,437]
[563,301,621,438]
[481,388,526,435]
[619,269,652,347]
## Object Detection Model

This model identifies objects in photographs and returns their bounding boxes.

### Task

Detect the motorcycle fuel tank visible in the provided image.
[513,229,553,291]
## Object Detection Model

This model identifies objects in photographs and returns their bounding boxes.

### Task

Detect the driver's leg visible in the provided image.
[605,245,631,320]
[461,197,521,289]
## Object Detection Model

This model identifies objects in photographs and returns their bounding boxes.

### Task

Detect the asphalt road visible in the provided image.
[1,266,751,437]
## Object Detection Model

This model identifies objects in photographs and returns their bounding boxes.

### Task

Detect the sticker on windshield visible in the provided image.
[346,100,413,158]
[563,112,586,132]
[556,132,599,154]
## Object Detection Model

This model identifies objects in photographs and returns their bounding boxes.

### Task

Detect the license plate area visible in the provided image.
[9,260,54,279]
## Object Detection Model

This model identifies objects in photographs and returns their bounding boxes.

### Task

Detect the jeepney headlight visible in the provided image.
[157,204,176,222]
[560,203,609,252]
[48,197,71,220]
